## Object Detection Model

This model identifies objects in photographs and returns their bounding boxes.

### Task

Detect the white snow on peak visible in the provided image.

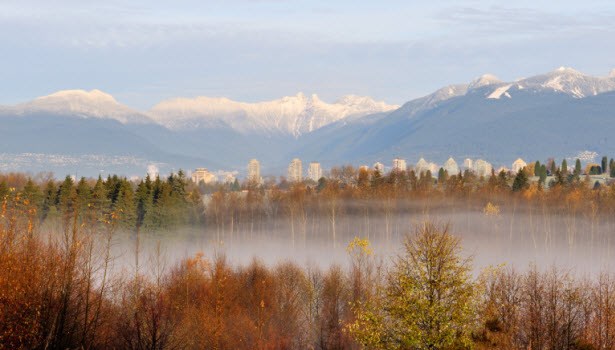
[149,93,399,136]
[42,89,118,103]
[468,74,502,89]
[15,89,151,123]
[555,66,581,73]
[514,67,615,98]
[487,84,513,99]
[609,69,615,78]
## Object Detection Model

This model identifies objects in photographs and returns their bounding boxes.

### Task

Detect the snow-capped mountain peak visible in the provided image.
[476,67,615,100]
[39,89,118,103]
[521,67,615,98]
[149,93,399,136]
[554,66,582,74]
[468,74,502,89]
[609,69,615,78]
[14,89,152,124]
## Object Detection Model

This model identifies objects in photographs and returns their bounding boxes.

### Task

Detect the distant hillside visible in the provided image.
[0,67,614,177]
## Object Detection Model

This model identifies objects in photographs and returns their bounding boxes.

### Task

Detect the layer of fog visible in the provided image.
[106,208,615,278]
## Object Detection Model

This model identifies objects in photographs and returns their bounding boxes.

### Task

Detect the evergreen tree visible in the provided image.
[610,159,615,178]
[561,159,568,175]
[156,181,175,229]
[142,176,163,230]
[91,176,111,219]
[589,165,602,175]
[407,170,418,191]
[22,179,42,208]
[231,178,241,191]
[497,170,509,190]
[534,161,541,176]
[41,180,58,221]
[106,174,121,205]
[539,164,547,185]
[487,168,498,189]
[113,178,136,229]
[437,167,448,184]
[418,170,433,190]
[512,169,529,192]
[135,179,153,229]
[549,160,557,175]
[602,156,608,174]
[57,176,76,222]
[554,169,566,187]
[75,177,91,215]
[574,159,582,180]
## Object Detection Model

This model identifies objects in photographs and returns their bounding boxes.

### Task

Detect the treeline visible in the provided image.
[0,171,204,232]
[1,156,615,237]
[2,199,615,350]
[199,163,615,247]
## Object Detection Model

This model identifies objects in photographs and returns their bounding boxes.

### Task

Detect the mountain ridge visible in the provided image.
[1,67,615,176]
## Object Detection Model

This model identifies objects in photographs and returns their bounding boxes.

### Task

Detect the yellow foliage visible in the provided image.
[346,236,373,256]
[483,202,500,216]
[523,184,539,200]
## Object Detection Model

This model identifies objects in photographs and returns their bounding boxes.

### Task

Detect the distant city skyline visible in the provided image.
[2,1,615,109]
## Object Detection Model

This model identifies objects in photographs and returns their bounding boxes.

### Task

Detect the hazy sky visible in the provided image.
[1,0,615,108]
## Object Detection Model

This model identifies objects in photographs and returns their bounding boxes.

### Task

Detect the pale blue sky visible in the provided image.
[1,0,614,108]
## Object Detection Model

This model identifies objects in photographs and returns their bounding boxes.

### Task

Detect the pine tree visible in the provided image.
[22,178,42,208]
[534,161,541,176]
[602,156,608,174]
[135,179,153,229]
[113,178,136,229]
[57,176,76,224]
[75,177,91,215]
[106,174,121,205]
[554,169,566,187]
[574,159,582,180]
[497,170,509,190]
[512,169,529,192]
[231,178,241,191]
[539,164,547,185]
[91,176,111,219]
[549,160,557,175]
[41,180,58,221]
[437,167,448,184]
[561,159,568,175]
[610,158,615,178]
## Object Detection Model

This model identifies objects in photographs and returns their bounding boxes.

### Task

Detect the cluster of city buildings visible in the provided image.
[246,158,323,184]
[373,157,496,178]
[188,156,541,186]
[190,168,236,185]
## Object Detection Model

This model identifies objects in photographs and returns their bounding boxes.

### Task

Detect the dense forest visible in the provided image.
[1,161,615,349]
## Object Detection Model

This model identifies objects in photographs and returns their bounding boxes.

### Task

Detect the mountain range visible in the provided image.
[1,67,614,177]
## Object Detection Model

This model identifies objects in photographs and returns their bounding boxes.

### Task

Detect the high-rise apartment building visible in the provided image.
[191,168,217,184]
[247,159,261,183]
[392,158,407,172]
[288,158,303,182]
[308,162,322,182]
[443,157,459,175]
